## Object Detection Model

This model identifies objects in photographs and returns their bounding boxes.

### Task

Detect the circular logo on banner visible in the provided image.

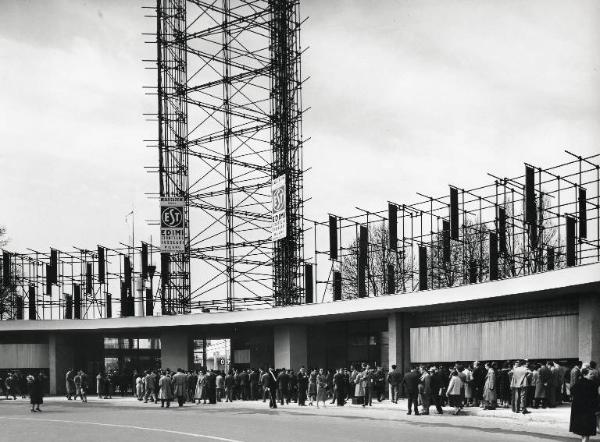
[219,358,226,365]
[273,187,285,212]
[161,207,183,228]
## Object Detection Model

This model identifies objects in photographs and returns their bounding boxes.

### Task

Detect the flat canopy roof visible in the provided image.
[1,263,598,333]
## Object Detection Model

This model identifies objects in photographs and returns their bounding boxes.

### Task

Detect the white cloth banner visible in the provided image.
[271,175,287,241]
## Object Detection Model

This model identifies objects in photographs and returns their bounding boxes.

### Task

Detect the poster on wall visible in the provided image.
[160,197,185,252]
[271,174,287,241]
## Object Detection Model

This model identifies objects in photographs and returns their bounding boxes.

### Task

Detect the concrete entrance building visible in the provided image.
[1,262,598,395]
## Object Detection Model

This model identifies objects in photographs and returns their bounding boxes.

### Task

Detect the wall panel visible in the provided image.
[0,344,49,368]
[410,315,577,362]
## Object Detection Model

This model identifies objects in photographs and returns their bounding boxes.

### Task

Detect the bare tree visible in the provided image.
[339,224,415,299]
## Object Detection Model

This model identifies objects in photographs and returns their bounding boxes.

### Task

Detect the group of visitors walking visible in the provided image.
[0,371,45,412]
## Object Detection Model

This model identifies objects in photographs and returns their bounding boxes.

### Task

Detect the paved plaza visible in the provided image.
[0,396,583,442]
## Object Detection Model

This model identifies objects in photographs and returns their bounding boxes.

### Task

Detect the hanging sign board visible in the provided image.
[160,197,185,252]
[271,175,287,241]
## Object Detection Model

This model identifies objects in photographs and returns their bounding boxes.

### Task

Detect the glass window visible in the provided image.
[104,338,119,349]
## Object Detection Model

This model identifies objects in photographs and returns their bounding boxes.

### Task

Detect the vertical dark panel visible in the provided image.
[418,246,428,291]
[15,296,24,320]
[329,215,338,260]
[358,225,368,298]
[161,252,170,287]
[145,288,153,316]
[2,251,10,286]
[50,249,58,284]
[73,284,81,320]
[333,270,342,301]
[442,220,451,263]
[86,263,93,295]
[525,165,536,225]
[124,255,132,290]
[304,263,313,304]
[489,232,498,281]
[141,242,149,279]
[105,294,112,318]
[450,187,459,240]
[45,264,52,296]
[28,285,36,320]
[388,204,397,251]
[566,215,576,267]
[547,247,555,271]
[386,263,395,295]
[65,295,73,320]
[120,282,128,317]
[498,207,507,253]
[579,187,587,239]
[469,260,478,284]
[98,246,105,284]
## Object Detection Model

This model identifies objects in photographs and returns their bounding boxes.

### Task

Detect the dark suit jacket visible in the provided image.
[402,371,419,395]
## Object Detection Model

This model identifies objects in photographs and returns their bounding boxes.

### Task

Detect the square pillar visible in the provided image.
[160,329,193,371]
[48,334,74,396]
[388,312,411,395]
[274,325,307,371]
[579,293,600,364]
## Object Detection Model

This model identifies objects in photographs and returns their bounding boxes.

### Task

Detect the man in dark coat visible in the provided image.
[472,361,486,407]
[402,367,420,415]
[569,368,600,440]
[288,370,297,403]
[249,369,259,401]
[261,369,271,402]
[297,367,308,406]
[538,362,552,408]
[429,366,444,414]
[333,368,345,406]
[388,365,402,404]
[267,368,278,408]
[277,369,290,405]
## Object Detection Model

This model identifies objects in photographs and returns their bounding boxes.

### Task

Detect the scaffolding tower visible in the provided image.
[153,0,305,311]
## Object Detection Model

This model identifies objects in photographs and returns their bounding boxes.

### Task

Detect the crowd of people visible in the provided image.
[0,370,45,412]
[2,359,598,440]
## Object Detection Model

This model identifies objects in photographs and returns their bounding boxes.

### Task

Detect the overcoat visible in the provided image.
[483,368,497,402]
[158,375,173,400]
[172,372,187,397]
[569,377,599,437]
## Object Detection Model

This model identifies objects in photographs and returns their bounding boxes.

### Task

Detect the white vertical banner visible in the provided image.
[271,174,287,241]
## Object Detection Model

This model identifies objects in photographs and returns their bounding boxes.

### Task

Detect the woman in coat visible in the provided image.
[569,368,600,442]
[195,370,207,404]
[158,371,173,408]
[446,371,464,415]
[27,373,44,412]
[354,371,365,405]
[483,362,497,410]
[308,369,317,406]
[316,368,328,408]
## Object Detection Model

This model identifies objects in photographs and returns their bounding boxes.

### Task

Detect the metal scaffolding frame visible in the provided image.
[145,0,305,311]
[307,152,600,302]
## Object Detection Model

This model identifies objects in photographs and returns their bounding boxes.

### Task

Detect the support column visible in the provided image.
[578,294,600,364]
[160,329,193,370]
[388,312,411,395]
[48,334,74,396]
[274,325,307,371]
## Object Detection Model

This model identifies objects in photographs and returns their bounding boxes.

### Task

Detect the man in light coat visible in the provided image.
[510,360,530,414]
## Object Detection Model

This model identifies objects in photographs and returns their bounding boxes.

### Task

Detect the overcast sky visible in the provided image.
[1,0,598,255]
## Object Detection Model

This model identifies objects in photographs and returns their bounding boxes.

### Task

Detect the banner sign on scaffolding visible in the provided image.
[271,175,287,241]
[160,197,185,252]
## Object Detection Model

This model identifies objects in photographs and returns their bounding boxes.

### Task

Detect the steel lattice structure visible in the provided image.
[152,0,305,311]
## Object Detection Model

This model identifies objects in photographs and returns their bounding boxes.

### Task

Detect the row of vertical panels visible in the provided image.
[0,344,49,368]
[410,315,578,362]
